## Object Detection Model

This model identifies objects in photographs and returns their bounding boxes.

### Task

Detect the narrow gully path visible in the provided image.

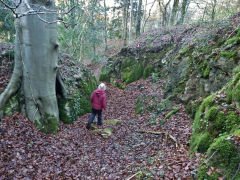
[0,79,199,179]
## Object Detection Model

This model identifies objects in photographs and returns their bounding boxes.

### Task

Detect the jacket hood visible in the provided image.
[95,89,105,96]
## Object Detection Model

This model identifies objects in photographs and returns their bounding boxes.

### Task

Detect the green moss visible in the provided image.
[197,164,220,180]
[179,45,189,55]
[205,106,218,121]
[186,100,202,119]
[220,51,237,58]
[197,60,210,78]
[216,37,225,47]
[237,26,240,37]
[233,72,240,86]
[104,119,121,125]
[191,94,216,151]
[203,65,210,78]
[225,111,240,133]
[1,94,20,117]
[135,96,144,114]
[122,62,144,84]
[232,81,240,103]
[207,136,239,177]
[197,164,209,180]
[143,65,154,79]
[58,77,97,124]
[100,66,111,82]
[227,37,240,44]
[213,112,225,132]
[38,114,58,135]
[191,132,213,153]
[165,106,181,119]
[233,65,240,74]
[121,56,136,69]
[193,94,216,132]
[58,96,71,124]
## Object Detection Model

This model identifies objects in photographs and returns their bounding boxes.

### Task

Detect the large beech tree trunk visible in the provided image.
[0,0,60,133]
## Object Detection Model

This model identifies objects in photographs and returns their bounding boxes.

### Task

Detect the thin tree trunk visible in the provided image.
[211,0,217,21]
[170,0,179,25]
[123,0,129,47]
[141,0,147,33]
[104,0,108,51]
[162,0,171,26]
[136,0,142,37]
[91,0,97,59]
[238,0,240,11]
[202,2,208,21]
[129,0,133,44]
[177,0,188,24]
[142,0,156,32]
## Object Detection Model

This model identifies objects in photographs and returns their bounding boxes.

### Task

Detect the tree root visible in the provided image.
[137,130,179,148]
[0,20,22,119]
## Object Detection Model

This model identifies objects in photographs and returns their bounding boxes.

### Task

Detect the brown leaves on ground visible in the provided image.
[0,79,199,179]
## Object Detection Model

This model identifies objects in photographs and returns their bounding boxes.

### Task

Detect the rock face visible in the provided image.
[101,14,240,106]
[56,54,98,124]
[100,13,240,178]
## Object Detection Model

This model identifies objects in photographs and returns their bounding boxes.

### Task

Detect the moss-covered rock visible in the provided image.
[58,54,98,123]
[191,71,240,178]
[36,114,58,135]
[207,135,239,177]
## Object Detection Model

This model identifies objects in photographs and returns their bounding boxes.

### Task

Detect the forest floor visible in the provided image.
[0,77,200,179]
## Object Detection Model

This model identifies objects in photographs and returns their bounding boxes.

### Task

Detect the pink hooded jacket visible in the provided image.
[90,89,106,110]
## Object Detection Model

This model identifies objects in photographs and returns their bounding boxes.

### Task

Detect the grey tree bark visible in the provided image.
[211,0,217,21]
[0,0,61,133]
[177,0,189,24]
[104,0,108,51]
[129,0,133,44]
[170,0,179,25]
[158,0,171,26]
[136,0,142,37]
[123,0,129,47]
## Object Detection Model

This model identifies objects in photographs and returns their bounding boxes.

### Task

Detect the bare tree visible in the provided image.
[104,0,108,50]
[129,0,133,44]
[177,0,189,24]
[158,0,172,26]
[211,0,217,21]
[136,0,143,37]
[123,0,129,46]
[170,0,180,25]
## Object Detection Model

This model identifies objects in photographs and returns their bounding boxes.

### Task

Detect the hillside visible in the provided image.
[100,13,240,179]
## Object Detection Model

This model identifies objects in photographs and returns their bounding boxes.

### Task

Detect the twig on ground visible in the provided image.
[126,171,142,180]
[137,130,179,148]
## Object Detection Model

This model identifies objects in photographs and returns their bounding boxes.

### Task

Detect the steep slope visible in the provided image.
[100,13,240,178]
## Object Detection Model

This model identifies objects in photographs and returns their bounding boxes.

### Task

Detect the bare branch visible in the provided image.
[0,0,19,16]
[61,5,77,15]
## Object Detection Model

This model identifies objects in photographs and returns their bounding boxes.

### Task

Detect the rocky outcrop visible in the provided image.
[100,13,240,178]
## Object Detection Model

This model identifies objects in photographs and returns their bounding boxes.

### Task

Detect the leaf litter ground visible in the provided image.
[0,79,199,179]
